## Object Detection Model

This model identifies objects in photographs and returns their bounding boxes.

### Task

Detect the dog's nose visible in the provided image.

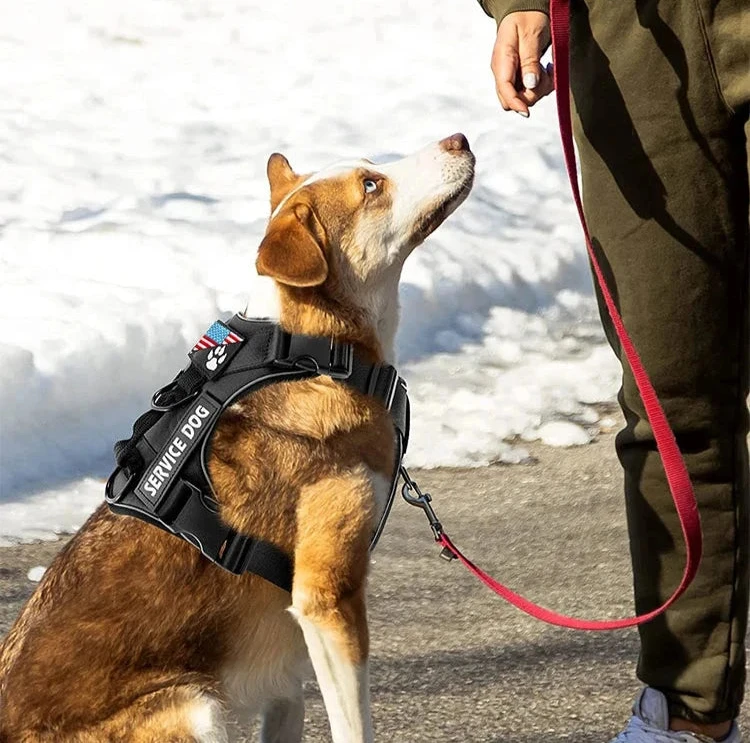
[439,133,470,153]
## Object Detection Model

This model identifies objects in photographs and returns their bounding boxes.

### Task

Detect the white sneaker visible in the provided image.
[611,688,741,743]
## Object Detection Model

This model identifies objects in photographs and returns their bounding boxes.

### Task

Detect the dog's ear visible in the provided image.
[256,203,329,287]
[267,153,304,213]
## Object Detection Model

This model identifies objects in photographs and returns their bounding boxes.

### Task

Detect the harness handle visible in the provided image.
[406,0,702,630]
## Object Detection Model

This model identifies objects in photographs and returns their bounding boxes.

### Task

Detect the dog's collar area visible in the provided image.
[274,330,354,380]
[105,315,409,593]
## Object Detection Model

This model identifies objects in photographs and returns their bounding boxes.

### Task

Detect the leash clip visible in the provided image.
[400,466,455,561]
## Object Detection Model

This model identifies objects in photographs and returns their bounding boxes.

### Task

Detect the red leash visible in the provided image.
[405,0,703,630]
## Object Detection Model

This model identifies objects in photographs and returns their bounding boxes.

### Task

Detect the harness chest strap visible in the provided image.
[106,315,410,593]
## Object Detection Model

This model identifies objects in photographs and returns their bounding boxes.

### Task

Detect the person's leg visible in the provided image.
[569,0,750,727]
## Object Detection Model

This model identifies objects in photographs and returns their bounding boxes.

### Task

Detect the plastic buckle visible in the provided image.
[364,364,400,410]
[154,479,207,521]
[275,333,353,380]
[155,480,239,567]
[326,341,353,379]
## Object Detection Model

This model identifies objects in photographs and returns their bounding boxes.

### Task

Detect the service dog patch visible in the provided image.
[135,395,220,506]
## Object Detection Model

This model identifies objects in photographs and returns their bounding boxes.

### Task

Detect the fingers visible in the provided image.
[491,20,522,114]
[517,62,555,106]
[519,52,543,98]
[491,11,553,117]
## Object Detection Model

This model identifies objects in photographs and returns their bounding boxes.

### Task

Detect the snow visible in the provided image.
[27,566,47,583]
[0,0,621,543]
[1,480,105,546]
[537,421,591,448]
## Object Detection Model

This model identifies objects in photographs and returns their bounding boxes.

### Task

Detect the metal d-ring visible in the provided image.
[290,354,322,375]
[151,381,200,412]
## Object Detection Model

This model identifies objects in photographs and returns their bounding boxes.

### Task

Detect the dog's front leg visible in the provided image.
[290,474,375,743]
[260,684,305,743]
[290,595,371,743]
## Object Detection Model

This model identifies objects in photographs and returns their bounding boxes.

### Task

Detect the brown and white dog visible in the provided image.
[0,134,474,743]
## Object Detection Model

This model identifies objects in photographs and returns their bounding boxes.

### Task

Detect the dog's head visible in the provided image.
[256,134,474,360]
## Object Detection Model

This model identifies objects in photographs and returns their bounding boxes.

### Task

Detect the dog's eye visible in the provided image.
[363,179,379,194]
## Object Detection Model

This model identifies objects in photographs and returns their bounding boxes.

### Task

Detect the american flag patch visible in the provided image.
[192,321,243,352]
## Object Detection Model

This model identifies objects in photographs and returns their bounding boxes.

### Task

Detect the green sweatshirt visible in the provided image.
[477,0,549,24]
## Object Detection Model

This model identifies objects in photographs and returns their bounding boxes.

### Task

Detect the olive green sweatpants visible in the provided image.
[569,0,750,725]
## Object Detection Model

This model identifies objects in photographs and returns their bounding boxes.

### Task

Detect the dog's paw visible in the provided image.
[205,344,227,371]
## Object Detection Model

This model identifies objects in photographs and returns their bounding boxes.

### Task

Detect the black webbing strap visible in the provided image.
[158,480,294,585]
[113,409,160,472]
[112,366,206,471]
[106,316,409,593]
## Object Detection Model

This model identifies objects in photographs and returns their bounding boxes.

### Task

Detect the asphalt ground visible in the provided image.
[2,426,748,742]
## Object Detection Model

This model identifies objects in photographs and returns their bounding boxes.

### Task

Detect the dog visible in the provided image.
[0,133,474,743]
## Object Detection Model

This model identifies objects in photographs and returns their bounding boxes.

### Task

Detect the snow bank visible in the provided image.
[0,0,620,541]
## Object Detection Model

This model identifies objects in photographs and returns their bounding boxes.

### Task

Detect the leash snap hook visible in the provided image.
[400,467,455,561]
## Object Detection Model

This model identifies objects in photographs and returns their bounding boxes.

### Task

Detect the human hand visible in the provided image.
[491,11,554,117]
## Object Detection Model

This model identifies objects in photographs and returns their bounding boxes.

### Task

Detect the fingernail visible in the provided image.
[523,72,539,89]
[515,110,530,118]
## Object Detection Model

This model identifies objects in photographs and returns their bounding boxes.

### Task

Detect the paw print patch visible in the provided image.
[190,319,244,378]
[205,345,227,371]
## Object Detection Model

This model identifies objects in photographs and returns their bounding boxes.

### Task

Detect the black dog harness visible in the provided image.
[106,314,409,593]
